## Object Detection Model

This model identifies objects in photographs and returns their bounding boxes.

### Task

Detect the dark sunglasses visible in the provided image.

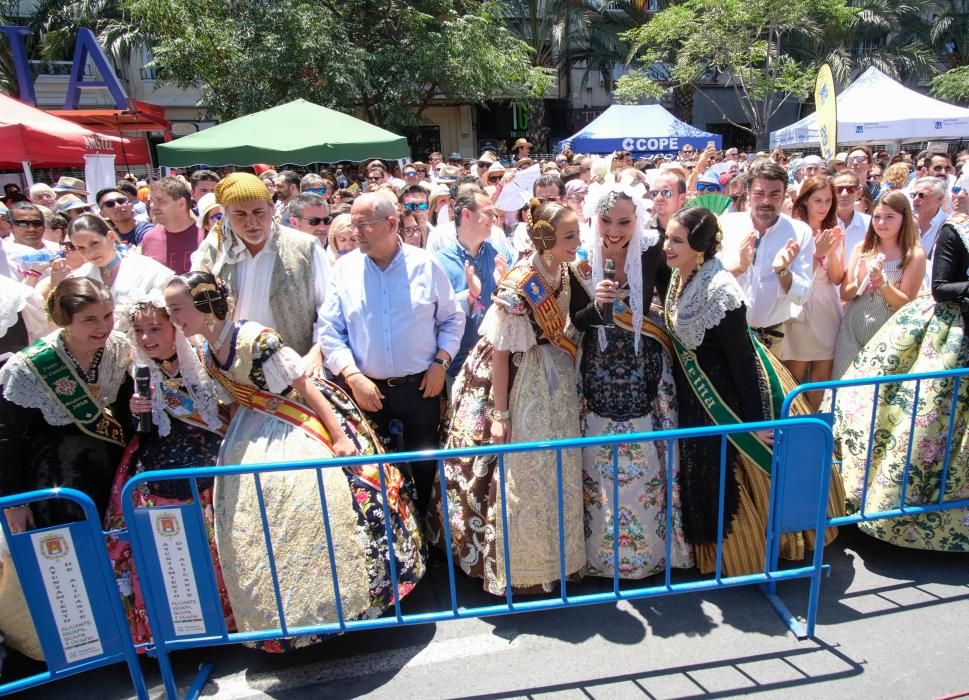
[99,197,128,208]
[367,176,382,182]
[909,191,932,200]
[953,186,964,195]
[208,212,223,224]
[487,175,503,184]
[296,215,333,226]
[847,155,869,164]
[403,201,429,211]
[403,171,419,177]
[648,189,674,199]
[695,182,722,193]
[836,185,860,194]
[12,218,44,228]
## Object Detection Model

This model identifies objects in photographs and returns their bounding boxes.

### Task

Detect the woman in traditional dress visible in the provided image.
[103,294,234,647]
[163,272,424,652]
[569,185,693,578]
[782,177,845,408]
[429,199,585,596]
[67,214,174,327]
[0,278,132,662]
[833,191,926,378]
[831,212,969,551]
[663,207,844,576]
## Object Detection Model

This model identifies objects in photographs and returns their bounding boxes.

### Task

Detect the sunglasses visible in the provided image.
[304,187,327,195]
[836,185,860,194]
[953,186,965,195]
[910,191,936,200]
[296,215,333,226]
[12,218,44,228]
[99,197,128,208]
[648,189,674,199]
[367,176,382,182]
[847,155,869,164]
[695,183,722,193]
[403,171,418,177]
[208,213,223,224]
[403,201,429,211]
[487,175,503,184]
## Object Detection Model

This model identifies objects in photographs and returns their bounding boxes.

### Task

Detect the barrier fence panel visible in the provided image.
[121,417,834,700]
[782,368,969,527]
[0,488,148,699]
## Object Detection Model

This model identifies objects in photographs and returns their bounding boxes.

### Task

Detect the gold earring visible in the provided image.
[695,252,705,268]
[543,251,554,268]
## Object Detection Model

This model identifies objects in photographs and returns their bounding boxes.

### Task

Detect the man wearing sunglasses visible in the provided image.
[649,172,688,236]
[400,185,431,231]
[911,176,948,263]
[832,173,869,261]
[96,187,153,246]
[285,192,331,245]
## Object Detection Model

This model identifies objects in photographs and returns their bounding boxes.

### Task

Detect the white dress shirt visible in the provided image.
[318,243,465,379]
[919,207,949,288]
[718,211,815,329]
[838,210,870,262]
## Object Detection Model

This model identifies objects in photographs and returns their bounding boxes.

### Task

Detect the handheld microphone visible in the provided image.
[134,365,153,434]
[601,258,616,325]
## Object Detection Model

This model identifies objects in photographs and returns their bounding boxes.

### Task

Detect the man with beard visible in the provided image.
[719,159,814,355]
[192,173,328,360]
[141,177,199,273]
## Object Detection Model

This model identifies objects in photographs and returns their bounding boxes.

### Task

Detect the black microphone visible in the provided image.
[601,258,616,325]
[134,365,153,434]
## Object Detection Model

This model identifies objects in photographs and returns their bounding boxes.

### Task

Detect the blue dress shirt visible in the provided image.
[318,243,465,379]
[434,236,512,376]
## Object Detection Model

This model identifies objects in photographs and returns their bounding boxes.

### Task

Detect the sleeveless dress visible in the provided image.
[428,255,585,595]
[205,321,425,652]
[781,253,843,362]
[833,257,904,378]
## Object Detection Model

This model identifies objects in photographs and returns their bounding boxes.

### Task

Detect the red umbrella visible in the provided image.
[0,93,150,168]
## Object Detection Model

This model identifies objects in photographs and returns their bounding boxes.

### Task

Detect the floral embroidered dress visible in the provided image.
[103,323,234,649]
[205,321,424,652]
[570,255,693,579]
[832,215,969,551]
[429,254,584,595]
[664,259,844,576]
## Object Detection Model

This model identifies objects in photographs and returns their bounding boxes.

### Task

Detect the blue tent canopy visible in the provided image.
[561,105,721,155]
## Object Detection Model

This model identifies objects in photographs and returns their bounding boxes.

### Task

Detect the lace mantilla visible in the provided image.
[0,330,131,425]
[667,258,745,350]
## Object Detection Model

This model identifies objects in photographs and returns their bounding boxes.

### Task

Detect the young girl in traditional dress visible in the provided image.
[164,271,424,652]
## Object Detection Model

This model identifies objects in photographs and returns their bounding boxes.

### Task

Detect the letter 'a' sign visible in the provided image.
[0,26,128,110]
[814,64,837,161]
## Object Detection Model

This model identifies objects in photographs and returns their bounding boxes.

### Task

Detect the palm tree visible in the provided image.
[929,0,969,68]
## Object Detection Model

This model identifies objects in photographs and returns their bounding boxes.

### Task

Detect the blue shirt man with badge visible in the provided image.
[434,188,512,378]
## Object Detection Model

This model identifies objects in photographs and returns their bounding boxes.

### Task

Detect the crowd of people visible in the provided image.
[0,139,967,660]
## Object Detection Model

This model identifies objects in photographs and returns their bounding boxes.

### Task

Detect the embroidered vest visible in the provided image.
[195,226,318,355]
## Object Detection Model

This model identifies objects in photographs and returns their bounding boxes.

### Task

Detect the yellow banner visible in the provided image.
[814,64,837,160]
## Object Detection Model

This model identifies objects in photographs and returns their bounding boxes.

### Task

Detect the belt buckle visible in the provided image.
[385,376,403,387]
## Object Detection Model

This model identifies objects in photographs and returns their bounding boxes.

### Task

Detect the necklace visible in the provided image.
[62,341,104,398]
[99,255,122,285]
[156,354,182,390]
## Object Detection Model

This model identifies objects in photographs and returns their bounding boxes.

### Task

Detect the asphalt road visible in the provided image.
[7,526,969,699]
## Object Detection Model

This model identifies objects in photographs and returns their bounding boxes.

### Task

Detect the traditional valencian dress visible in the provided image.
[204,321,424,652]
[831,214,969,551]
[0,329,133,660]
[664,259,844,576]
[570,245,693,579]
[429,254,585,595]
[103,319,234,647]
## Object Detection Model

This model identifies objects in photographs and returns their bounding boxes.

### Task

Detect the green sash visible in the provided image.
[20,338,126,447]
[666,327,783,475]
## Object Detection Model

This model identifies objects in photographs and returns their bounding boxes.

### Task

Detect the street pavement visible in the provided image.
[8,526,969,699]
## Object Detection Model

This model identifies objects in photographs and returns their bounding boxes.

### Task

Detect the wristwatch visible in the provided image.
[433,356,451,370]
[488,408,510,422]
[775,267,791,278]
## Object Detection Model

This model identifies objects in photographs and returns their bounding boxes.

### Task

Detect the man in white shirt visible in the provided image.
[719,159,814,356]
[192,173,327,365]
[911,175,949,287]
[833,171,870,259]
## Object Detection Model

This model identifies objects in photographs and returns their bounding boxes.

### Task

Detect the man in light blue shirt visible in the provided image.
[434,188,511,379]
[318,193,464,517]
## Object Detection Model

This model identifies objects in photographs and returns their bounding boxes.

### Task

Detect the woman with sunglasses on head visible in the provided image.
[833,190,926,379]
[782,176,844,408]
[828,188,969,553]
[67,214,174,328]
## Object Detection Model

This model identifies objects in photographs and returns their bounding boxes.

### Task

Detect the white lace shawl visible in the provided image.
[0,330,132,425]
[126,292,223,437]
[585,181,658,354]
[667,258,746,350]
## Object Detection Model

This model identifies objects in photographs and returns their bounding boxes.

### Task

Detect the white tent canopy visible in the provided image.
[770,67,969,149]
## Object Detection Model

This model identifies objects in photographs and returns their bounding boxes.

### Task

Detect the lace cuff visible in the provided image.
[479,304,536,352]
[261,346,306,394]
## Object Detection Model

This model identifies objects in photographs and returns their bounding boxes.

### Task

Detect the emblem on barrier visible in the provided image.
[39,533,69,559]
[155,512,180,537]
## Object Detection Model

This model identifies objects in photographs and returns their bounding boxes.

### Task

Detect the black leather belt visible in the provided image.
[369,372,424,388]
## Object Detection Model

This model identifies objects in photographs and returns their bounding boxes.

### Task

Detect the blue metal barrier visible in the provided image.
[782,368,969,526]
[0,489,148,699]
[121,417,835,700]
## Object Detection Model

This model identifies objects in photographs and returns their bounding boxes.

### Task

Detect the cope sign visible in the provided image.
[621,137,681,152]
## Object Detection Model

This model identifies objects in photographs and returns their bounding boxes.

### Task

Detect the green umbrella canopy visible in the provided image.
[157,99,410,167]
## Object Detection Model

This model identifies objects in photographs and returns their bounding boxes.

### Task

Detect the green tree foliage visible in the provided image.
[931,65,969,104]
[119,0,551,130]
